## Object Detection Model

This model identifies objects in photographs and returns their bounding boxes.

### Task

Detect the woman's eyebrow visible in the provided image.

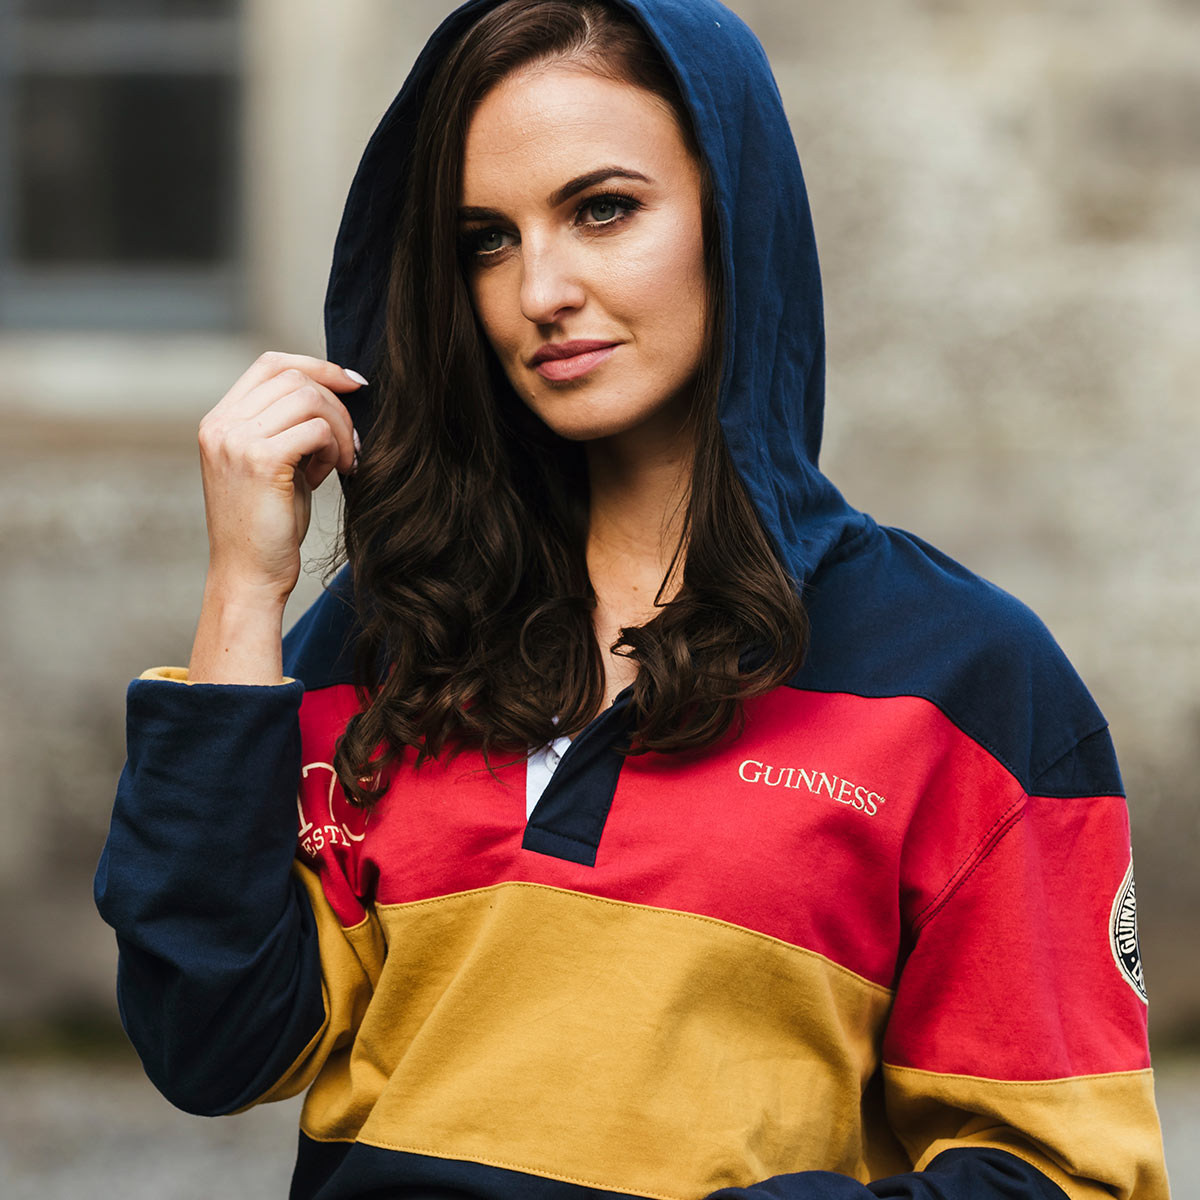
[458,205,505,223]
[547,166,653,207]
[458,167,654,223]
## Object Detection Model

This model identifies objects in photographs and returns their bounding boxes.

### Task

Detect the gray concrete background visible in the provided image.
[0,0,1195,1192]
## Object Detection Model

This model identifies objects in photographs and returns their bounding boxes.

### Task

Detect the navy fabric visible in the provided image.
[291,1141,1066,1200]
[791,526,1122,798]
[522,689,632,865]
[282,565,358,690]
[94,677,325,1115]
[707,1150,1068,1200]
[294,1136,649,1200]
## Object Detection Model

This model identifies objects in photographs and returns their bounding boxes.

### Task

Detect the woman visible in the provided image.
[95,2,1169,1198]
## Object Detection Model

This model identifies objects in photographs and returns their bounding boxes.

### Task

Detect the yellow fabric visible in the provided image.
[249,872,1166,1199]
[297,881,892,1199]
[140,667,193,683]
[885,1063,1171,1200]
[138,666,296,685]
[252,862,385,1108]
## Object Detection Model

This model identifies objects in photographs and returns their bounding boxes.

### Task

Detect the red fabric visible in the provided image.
[884,791,1148,1079]
[300,688,1011,985]
[296,683,1149,1080]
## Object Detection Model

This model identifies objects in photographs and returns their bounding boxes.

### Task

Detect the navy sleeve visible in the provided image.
[707,1149,1068,1200]
[93,674,326,1116]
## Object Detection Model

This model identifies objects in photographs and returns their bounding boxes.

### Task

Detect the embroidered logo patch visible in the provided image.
[1109,857,1147,1004]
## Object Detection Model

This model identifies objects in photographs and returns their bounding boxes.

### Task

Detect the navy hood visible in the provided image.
[323,0,868,585]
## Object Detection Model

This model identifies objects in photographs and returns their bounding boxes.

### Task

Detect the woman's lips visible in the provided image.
[531,342,618,382]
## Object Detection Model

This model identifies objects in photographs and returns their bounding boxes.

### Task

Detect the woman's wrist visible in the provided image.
[188,575,289,684]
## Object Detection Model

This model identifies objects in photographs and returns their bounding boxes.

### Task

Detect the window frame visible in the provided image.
[0,0,245,332]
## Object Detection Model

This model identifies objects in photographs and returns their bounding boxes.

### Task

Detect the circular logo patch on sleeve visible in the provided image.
[1109,857,1147,1004]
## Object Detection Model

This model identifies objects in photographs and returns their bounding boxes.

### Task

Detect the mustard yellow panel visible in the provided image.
[885,1063,1169,1200]
[300,881,893,1199]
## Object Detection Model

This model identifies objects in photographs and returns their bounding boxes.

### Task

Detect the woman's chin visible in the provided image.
[518,396,635,444]
[520,390,695,450]
[543,417,635,444]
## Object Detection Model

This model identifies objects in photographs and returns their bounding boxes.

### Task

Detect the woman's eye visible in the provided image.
[464,228,513,257]
[579,195,638,227]
[586,199,620,223]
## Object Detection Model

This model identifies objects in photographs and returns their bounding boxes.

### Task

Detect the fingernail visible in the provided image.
[345,368,370,386]
[351,427,361,472]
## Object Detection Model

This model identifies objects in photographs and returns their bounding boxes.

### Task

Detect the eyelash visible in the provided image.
[461,191,644,261]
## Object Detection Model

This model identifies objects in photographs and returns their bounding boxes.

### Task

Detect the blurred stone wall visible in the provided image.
[0,0,1196,1041]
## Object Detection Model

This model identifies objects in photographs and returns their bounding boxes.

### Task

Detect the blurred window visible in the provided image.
[0,0,243,330]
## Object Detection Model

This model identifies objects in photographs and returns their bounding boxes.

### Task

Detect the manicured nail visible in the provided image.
[351,427,361,472]
[345,368,370,386]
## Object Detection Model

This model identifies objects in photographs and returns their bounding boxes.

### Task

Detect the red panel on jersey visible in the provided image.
[295,685,1053,993]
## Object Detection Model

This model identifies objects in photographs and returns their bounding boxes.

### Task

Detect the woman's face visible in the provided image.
[459,63,708,447]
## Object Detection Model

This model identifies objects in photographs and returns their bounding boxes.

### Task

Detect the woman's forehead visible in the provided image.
[460,65,693,202]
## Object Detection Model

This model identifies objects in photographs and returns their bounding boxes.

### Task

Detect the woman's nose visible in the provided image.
[519,240,586,325]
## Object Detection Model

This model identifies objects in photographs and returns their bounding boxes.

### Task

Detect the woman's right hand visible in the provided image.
[188,351,366,683]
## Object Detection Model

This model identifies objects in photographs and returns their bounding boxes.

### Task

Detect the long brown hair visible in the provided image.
[334,0,808,805]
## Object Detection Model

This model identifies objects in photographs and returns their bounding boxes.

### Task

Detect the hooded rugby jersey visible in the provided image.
[95,1,1170,1198]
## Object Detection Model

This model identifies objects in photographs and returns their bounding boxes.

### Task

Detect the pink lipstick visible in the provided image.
[530,340,619,382]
